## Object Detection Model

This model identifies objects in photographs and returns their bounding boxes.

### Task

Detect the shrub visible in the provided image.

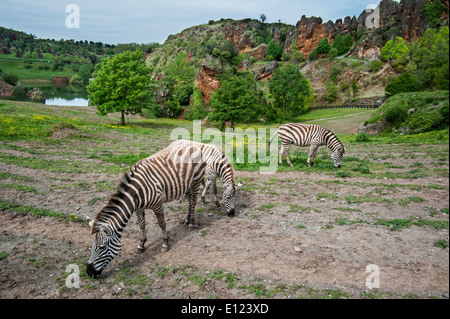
[70,74,83,86]
[355,132,371,142]
[176,85,193,106]
[308,48,318,61]
[384,103,408,126]
[2,73,19,86]
[368,60,384,72]
[326,84,338,102]
[385,73,419,97]
[266,41,283,61]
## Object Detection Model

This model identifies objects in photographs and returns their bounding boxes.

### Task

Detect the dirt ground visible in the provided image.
[0,108,448,299]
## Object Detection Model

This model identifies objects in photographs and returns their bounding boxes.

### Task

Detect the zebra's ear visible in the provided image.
[86,216,94,228]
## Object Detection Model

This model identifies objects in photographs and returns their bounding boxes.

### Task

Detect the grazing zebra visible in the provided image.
[171,140,243,224]
[86,140,239,278]
[269,123,345,168]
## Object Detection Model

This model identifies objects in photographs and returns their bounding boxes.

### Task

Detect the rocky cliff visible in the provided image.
[146,0,448,103]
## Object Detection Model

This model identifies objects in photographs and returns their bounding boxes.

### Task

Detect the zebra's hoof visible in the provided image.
[188,225,194,231]
[161,244,170,252]
[215,202,221,209]
[184,220,189,226]
[136,247,145,254]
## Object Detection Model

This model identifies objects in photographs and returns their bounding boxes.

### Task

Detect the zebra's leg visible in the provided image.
[307,143,319,167]
[187,184,201,231]
[153,205,170,252]
[211,178,221,208]
[282,142,294,167]
[184,188,193,227]
[200,177,211,205]
[278,145,284,165]
[135,209,147,254]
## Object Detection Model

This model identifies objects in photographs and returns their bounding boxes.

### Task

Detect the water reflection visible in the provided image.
[39,84,89,106]
[45,97,89,106]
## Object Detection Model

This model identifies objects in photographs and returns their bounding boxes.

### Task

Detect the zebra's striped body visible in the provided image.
[270,123,345,168]
[171,140,240,222]
[87,140,239,278]
[198,143,240,211]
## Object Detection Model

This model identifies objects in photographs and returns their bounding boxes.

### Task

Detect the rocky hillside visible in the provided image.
[145,0,448,107]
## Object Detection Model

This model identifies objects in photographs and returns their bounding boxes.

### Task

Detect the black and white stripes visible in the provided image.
[270,123,345,168]
[86,140,238,278]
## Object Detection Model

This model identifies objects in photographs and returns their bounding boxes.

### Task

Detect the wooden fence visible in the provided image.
[310,104,381,110]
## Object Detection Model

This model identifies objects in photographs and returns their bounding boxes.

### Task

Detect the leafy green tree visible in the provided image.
[342,34,354,51]
[408,27,448,90]
[351,79,359,97]
[266,41,283,61]
[269,64,314,120]
[159,51,196,118]
[78,64,94,85]
[87,48,153,125]
[331,34,353,56]
[316,38,331,55]
[380,36,410,68]
[210,71,261,128]
[424,0,445,28]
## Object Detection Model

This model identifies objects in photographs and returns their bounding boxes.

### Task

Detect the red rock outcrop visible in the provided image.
[195,60,221,103]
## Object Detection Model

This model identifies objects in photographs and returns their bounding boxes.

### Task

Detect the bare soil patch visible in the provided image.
[0,110,448,299]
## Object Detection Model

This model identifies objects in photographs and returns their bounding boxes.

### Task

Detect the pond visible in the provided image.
[40,84,89,106]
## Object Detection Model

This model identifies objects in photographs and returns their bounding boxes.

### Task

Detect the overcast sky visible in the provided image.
[0,0,386,45]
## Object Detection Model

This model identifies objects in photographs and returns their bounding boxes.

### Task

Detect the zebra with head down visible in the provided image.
[86,140,240,278]
[269,123,345,168]
[175,140,244,213]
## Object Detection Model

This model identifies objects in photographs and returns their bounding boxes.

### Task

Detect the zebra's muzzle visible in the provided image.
[86,262,102,278]
[227,208,235,217]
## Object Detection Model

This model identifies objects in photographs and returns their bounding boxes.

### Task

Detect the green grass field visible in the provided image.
[0,58,76,83]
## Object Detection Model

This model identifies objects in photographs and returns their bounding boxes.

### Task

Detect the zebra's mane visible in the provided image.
[323,128,344,152]
[91,162,141,234]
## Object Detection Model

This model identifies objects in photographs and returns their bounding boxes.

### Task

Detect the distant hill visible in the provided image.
[0,26,114,64]
[145,0,448,107]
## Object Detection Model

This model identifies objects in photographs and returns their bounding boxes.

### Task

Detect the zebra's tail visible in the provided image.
[268,129,279,146]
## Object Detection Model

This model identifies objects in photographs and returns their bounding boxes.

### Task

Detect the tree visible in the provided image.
[342,34,354,52]
[331,34,344,55]
[331,34,353,56]
[87,48,153,125]
[160,51,196,118]
[260,14,267,23]
[380,36,410,69]
[351,79,359,97]
[424,0,445,28]
[266,41,283,61]
[78,64,94,85]
[210,71,261,129]
[316,38,331,55]
[269,64,314,120]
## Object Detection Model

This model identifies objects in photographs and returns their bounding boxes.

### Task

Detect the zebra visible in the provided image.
[171,140,243,225]
[269,123,345,168]
[85,140,239,278]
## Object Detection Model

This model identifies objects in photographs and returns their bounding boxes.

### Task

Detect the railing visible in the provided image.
[310,104,381,110]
